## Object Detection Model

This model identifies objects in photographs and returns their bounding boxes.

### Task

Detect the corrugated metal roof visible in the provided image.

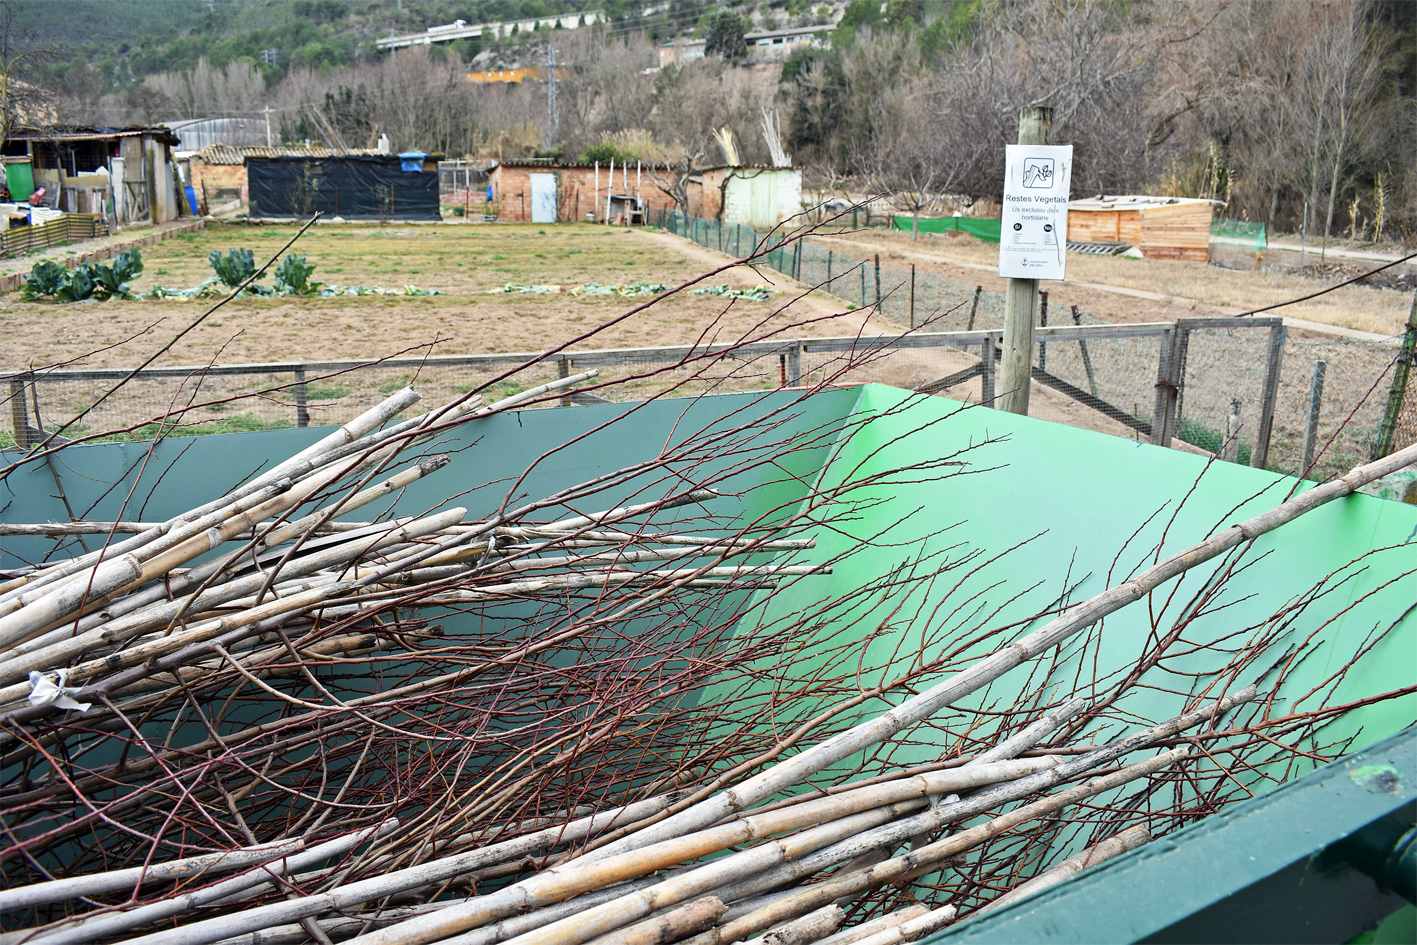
[11,125,180,145]
[193,144,383,165]
[1068,195,1223,211]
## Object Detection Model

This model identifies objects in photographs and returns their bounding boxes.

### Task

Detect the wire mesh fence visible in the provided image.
[651,208,1415,481]
[2,209,1411,488]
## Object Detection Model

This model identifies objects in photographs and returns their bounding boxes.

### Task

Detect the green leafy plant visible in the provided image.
[273,254,318,295]
[90,249,144,300]
[21,261,70,300]
[209,248,257,288]
[62,266,97,302]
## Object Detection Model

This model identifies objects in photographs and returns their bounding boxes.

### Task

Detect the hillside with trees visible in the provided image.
[3,0,1414,243]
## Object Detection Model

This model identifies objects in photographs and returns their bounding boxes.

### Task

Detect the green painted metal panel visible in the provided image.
[0,389,864,571]
[924,725,1416,944]
[3,383,1413,924]
[709,385,1414,762]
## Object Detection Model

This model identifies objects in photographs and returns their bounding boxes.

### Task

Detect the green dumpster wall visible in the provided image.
[2,382,1412,834]
[702,384,1414,778]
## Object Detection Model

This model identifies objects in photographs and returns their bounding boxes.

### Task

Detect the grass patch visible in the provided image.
[1175,415,1252,466]
[305,385,350,400]
[79,413,296,443]
[377,376,412,394]
[457,380,525,399]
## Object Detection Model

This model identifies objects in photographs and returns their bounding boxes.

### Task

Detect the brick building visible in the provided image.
[488,161,680,223]
[185,144,383,212]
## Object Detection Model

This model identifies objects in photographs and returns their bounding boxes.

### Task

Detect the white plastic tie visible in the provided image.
[28,669,92,712]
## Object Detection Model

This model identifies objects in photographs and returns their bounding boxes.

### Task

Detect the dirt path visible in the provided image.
[813,230,1411,339]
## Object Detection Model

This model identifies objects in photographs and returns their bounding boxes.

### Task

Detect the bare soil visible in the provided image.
[815,229,1413,337]
[0,223,884,372]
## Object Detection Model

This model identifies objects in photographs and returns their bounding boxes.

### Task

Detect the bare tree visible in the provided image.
[855,79,977,238]
[1296,2,1391,246]
[0,2,50,147]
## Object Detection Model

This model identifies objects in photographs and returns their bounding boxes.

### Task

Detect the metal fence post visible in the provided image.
[1374,292,1417,458]
[909,264,916,329]
[293,366,309,428]
[8,376,29,448]
[1301,359,1327,472]
[1252,320,1286,469]
[980,334,997,406]
[874,254,881,306]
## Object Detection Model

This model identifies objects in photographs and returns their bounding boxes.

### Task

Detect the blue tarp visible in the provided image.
[399,152,428,172]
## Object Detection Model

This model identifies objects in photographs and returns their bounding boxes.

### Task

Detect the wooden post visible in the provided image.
[558,357,572,407]
[1251,320,1286,469]
[966,285,982,331]
[293,366,309,428]
[1072,304,1098,396]
[8,377,29,449]
[1374,291,1417,458]
[874,254,881,305]
[998,105,1051,415]
[826,250,833,286]
[1301,359,1327,473]
[1037,288,1049,372]
[980,333,997,406]
[909,264,916,329]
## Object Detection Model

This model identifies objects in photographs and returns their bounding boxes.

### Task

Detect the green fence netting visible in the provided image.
[892,215,1002,242]
[1211,217,1267,249]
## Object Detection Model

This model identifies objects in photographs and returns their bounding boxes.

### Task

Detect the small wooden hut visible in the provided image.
[1066,195,1218,263]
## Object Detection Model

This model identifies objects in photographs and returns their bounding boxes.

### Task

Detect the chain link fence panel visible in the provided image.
[2,210,1406,489]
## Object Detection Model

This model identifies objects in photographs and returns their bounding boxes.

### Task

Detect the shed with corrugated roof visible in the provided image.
[1066,195,1218,263]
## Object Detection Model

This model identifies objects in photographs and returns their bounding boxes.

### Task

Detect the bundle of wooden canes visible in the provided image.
[1,357,1413,945]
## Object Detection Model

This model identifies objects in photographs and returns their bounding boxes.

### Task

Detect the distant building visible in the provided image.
[659,25,830,67]
[688,166,803,230]
[465,67,567,83]
[2,125,184,223]
[162,117,269,151]
[186,144,384,211]
[743,25,833,60]
[488,161,680,223]
[659,39,706,67]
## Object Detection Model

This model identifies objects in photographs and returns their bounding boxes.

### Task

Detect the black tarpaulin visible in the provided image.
[248,155,440,221]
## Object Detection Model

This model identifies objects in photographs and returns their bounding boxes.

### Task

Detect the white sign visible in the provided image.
[998,144,1073,281]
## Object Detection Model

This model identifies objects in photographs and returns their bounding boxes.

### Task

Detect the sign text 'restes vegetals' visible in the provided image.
[998,144,1073,281]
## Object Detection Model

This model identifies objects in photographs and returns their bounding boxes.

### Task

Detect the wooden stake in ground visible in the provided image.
[999,106,1051,416]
